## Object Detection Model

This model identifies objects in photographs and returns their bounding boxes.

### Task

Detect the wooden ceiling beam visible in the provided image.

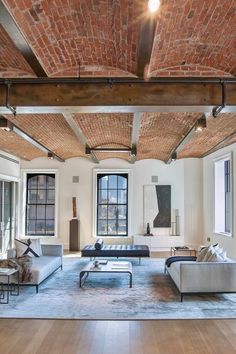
[0,1,47,77]
[0,78,235,114]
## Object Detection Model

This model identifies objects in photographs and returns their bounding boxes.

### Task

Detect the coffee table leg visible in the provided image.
[80,271,89,287]
[129,272,132,288]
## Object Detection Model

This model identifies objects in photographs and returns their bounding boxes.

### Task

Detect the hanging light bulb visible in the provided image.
[148,0,160,13]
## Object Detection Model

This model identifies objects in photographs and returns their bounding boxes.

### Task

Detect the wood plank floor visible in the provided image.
[0,319,236,354]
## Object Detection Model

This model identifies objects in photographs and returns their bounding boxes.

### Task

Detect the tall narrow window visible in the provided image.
[26,174,55,236]
[214,154,232,235]
[97,174,128,237]
[0,181,17,254]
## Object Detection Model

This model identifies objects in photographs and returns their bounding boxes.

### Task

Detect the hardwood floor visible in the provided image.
[0,319,236,354]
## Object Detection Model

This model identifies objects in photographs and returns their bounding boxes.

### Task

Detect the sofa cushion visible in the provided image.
[29,256,62,284]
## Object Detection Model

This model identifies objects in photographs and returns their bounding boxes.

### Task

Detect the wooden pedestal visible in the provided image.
[69,219,80,251]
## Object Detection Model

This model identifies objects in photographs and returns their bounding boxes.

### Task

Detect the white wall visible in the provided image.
[184,159,203,248]
[20,157,203,249]
[0,150,20,180]
[203,143,236,259]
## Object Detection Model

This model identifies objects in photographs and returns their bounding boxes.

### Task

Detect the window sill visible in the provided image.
[214,232,232,237]
[93,236,130,239]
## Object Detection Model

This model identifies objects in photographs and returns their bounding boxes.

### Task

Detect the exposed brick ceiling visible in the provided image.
[0,1,235,162]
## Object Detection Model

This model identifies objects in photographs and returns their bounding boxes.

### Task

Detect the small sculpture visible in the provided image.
[144,222,153,236]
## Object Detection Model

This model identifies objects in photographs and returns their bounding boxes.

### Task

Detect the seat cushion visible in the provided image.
[81,244,150,257]
[28,256,62,284]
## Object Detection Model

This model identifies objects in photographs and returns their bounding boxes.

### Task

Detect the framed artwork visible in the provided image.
[143,185,171,229]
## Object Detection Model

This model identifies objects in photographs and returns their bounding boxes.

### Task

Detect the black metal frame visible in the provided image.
[96,173,128,237]
[18,264,63,293]
[79,268,132,288]
[25,173,55,236]
[0,270,19,304]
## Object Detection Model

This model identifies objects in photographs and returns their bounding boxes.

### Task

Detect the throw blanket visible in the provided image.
[0,255,33,282]
[165,256,197,268]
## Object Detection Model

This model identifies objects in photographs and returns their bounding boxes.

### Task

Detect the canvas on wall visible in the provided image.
[143,185,171,230]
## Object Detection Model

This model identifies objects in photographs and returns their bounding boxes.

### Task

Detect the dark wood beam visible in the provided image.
[0,1,47,77]
[137,13,157,77]
[201,130,236,158]
[0,78,235,114]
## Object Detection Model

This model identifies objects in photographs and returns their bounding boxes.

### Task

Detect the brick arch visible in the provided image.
[3,0,142,77]
[0,66,36,78]
[150,64,233,78]
[50,65,136,78]
[149,0,236,77]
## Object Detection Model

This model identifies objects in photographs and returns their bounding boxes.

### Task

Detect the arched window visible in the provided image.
[97,174,128,236]
[26,174,55,236]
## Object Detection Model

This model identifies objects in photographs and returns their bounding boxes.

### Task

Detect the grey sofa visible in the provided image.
[7,244,63,293]
[166,259,236,301]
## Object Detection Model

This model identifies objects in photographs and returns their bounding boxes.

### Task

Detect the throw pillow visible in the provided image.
[202,245,215,262]
[207,252,226,262]
[196,245,211,262]
[94,239,104,250]
[15,238,41,258]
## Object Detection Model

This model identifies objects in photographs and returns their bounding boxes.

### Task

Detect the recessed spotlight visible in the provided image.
[194,115,207,133]
[148,0,160,13]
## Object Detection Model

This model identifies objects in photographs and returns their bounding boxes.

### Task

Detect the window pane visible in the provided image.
[38,175,47,188]
[47,189,55,204]
[37,205,45,219]
[28,189,37,203]
[28,176,37,189]
[118,176,127,189]
[47,176,55,189]
[99,176,108,189]
[98,220,107,235]
[108,205,118,219]
[37,190,46,204]
[118,205,126,219]
[108,190,117,204]
[46,220,54,234]
[35,220,46,233]
[118,220,127,235]
[27,220,36,234]
[46,205,54,219]
[108,175,117,189]
[98,205,107,219]
[118,190,127,204]
[27,205,36,219]
[107,220,117,235]
[98,190,107,204]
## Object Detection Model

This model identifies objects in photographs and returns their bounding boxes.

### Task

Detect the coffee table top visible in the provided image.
[81,261,132,273]
[0,268,18,276]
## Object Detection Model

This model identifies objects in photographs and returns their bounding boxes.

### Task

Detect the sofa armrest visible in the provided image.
[7,248,17,259]
[41,244,63,257]
[179,261,236,293]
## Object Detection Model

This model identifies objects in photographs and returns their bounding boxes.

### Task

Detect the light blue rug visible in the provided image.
[0,257,236,319]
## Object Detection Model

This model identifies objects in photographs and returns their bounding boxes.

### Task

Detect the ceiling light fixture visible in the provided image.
[148,0,160,13]
[194,115,207,132]
[171,152,177,161]
[47,152,54,160]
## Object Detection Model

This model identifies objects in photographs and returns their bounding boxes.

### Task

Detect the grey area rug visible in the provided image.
[1,257,236,319]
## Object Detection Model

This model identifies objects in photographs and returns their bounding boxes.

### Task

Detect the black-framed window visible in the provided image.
[97,173,128,237]
[26,174,55,236]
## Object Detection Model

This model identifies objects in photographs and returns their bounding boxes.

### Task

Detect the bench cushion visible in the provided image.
[81,244,150,258]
